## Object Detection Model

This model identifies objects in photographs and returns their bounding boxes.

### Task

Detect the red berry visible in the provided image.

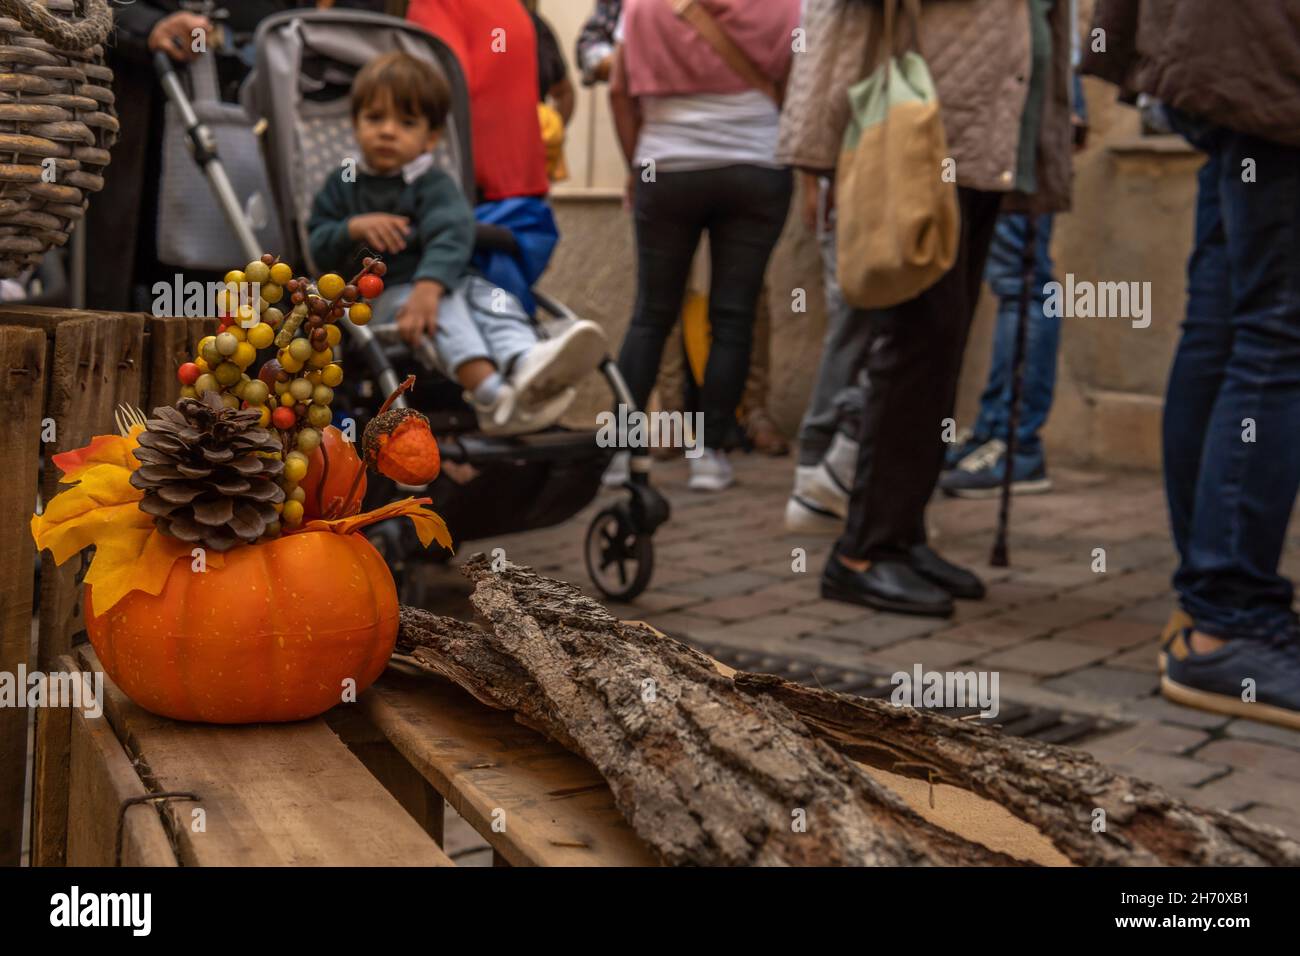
[357,274,384,299]
[177,362,201,385]
[272,406,296,430]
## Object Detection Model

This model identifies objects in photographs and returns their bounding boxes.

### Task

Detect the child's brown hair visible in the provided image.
[351,51,451,130]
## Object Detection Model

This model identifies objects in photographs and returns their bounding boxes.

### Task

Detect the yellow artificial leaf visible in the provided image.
[31,461,150,565]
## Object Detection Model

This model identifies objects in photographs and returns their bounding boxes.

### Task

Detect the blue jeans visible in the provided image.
[972,213,1059,457]
[1163,111,1300,641]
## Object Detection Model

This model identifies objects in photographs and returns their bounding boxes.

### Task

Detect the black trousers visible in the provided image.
[617,164,793,449]
[837,187,1004,562]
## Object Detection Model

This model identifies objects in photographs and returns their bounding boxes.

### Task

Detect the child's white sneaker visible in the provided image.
[688,448,733,492]
[508,319,607,405]
[467,383,575,436]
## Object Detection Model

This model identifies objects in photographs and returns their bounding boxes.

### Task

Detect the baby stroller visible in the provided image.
[153,7,668,601]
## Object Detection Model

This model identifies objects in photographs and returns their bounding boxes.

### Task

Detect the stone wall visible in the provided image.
[543,79,1202,471]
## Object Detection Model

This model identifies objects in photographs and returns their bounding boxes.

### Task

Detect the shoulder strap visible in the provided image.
[667,0,782,106]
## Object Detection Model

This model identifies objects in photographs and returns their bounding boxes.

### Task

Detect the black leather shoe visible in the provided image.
[908,544,986,600]
[820,552,954,617]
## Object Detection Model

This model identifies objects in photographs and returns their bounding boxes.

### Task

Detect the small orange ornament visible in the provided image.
[362,376,441,485]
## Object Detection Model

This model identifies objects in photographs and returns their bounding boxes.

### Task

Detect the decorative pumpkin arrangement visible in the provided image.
[31,254,449,724]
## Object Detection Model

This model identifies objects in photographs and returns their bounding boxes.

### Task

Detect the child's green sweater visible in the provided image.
[307,164,474,290]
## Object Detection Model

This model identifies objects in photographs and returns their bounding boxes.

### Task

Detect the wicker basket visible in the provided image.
[0,0,116,279]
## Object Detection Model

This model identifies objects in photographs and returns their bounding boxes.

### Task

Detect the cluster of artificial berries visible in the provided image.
[175,253,387,530]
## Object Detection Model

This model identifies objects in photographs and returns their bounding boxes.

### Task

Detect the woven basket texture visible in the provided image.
[0,0,116,279]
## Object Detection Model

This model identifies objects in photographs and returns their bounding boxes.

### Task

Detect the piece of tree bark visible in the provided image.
[395,556,1299,867]
[397,557,1024,866]
[733,673,1300,867]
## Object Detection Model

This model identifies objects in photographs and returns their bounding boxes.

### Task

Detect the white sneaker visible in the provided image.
[602,449,630,487]
[784,463,848,533]
[784,495,842,534]
[467,383,575,436]
[688,448,733,492]
[821,431,859,493]
[508,319,607,406]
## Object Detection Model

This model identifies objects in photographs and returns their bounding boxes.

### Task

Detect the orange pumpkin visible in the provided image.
[85,530,397,724]
[301,425,367,520]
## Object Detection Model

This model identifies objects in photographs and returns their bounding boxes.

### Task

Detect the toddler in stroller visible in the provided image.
[307,51,607,436]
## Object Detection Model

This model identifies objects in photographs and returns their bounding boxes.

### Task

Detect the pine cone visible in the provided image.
[130,393,286,552]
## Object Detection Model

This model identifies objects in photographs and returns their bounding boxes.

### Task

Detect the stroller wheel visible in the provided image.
[585,504,654,601]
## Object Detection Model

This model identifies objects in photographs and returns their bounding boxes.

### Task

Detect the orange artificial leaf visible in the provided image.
[51,425,145,483]
[292,496,453,552]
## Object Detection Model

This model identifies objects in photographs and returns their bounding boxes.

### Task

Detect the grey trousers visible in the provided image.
[796,177,873,466]
[374,275,537,377]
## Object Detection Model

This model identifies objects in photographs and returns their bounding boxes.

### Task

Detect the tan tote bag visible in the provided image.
[835,0,959,310]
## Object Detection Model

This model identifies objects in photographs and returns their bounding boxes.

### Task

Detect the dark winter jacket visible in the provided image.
[1081,0,1300,147]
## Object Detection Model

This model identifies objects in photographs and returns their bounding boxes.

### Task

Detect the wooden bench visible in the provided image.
[59,647,658,867]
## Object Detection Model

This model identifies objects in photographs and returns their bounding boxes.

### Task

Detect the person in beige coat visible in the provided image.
[781,0,1074,617]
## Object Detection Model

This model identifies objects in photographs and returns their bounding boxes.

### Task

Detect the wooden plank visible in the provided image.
[37,314,145,669]
[144,315,216,413]
[0,324,46,865]
[0,304,140,336]
[362,663,659,867]
[30,702,70,865]
[326,706,445,847]
[63,656,176,867]
[79,646,454,867]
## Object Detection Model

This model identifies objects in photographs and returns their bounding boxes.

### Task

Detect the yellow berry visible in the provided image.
[179,385,198,399]
[348,302,372,326]
[224,270,245,286]
[325,325,341,347]
[269,262,293,285]
[282,499,304,526]
[279,391,296,408]
[227,324,246,342]
[248,323,275,349]
[233,341,257,369]
[214,361,242,387]
[322,363,343,387]
[279,350,304,373]
[256,405,271,427]
[318,273,346,300]
[261,283,283,305]
[306,370,323,385]
[284,456,308,483]
[194,356,210,373]
[197,335,215,355]
[244,260,271,285]
[220,393,240,409]
[308,347,333,369]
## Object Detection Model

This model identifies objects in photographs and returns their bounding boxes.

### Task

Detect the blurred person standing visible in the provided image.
[782,0,1075,617]
[85,1,295,311]
[408,0,557,314]
[609,0,798,491]
[941,70,1089,499]
[1084,0,1300,726]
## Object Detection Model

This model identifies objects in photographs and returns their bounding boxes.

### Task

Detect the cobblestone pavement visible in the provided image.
[436,452,1300,844]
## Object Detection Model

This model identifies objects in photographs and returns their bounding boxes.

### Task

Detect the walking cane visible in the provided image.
[990,215,1038,567]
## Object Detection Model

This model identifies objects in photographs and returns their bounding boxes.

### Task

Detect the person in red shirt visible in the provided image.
[407,0,549,202]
